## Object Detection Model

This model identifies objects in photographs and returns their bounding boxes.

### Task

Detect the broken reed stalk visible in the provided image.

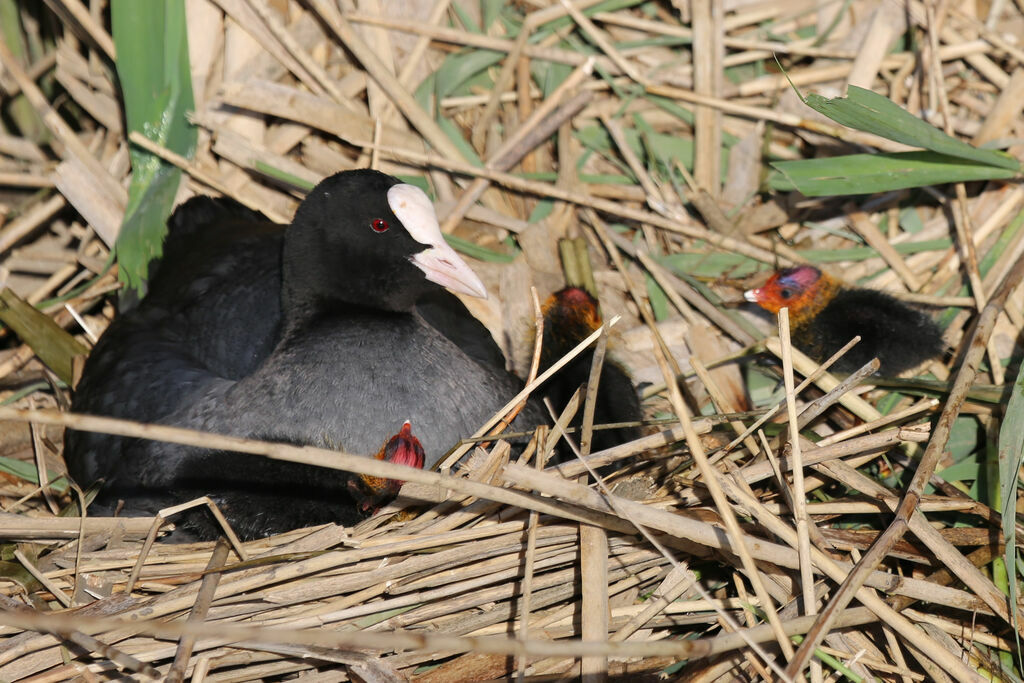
[777,307,815,663]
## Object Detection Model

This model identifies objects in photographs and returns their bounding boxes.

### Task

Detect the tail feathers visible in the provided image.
[166,195,267,246]
[140,195,271,287]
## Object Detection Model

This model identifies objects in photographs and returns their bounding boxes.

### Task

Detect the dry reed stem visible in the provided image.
[127,131,289,223]
[505,461,988,678]
[440,57,595,233]
[777,310,815,664]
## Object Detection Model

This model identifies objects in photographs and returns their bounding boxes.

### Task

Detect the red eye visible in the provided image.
[371,218,389,233]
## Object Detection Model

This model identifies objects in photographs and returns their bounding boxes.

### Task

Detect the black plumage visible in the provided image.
[744,266,944,375]
[66,169,543,539]
[539,287,642,452]
[800,288,945,374]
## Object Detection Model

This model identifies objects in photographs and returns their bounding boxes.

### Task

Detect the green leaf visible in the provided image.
[659,251,761,278]
[899,205,924,234]
[0,454,69,493]
[645,273,669,321]
[747,365,785,407]
[773,81,1022,196]
[577,123,693,173]
[414,72,436,112]
[450,2,481,33]
[645,94,695,126]
[999,363,1024,663]
[803,86,1020,171]
[533,0,646,33]
[618,35,689,50]
[443,234,517,263]
[874,390,906,415]
[254,161,316,192]
[980,208,1024,278]
[481,0,503,31]
[946,416,984,464]
[434,49,503,100]
[532,60,574,98]
[772,151,1018,197]
[528,200,555,223]
[797,237,951,262]
[0,560,42,594]
[0,0,48,143]
[0,288,88,386]
[936,456,980,485]
[396,175,431,195]
[113,0,197,292]
[436,115,482,166]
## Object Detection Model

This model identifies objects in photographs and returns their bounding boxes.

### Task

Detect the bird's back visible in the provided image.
[66,196,285,484]
[802,288,943,374]
[65,187,550,539]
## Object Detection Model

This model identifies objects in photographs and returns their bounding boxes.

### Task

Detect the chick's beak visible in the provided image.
[743,288,762,303]
[412,242,488,299]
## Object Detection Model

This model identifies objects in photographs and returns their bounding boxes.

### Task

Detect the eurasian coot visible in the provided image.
[539,287,642,451]
[743,265,944,374]
[66,169,543,539]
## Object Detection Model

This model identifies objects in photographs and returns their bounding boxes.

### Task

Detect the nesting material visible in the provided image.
[1,1,1023,681]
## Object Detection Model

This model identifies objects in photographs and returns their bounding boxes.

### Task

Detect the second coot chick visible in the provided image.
[66,169,543,539]
[743,265,944,375]
[540,287,642,452]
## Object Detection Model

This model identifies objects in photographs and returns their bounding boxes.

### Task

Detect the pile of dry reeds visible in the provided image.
[1,0,1023,680]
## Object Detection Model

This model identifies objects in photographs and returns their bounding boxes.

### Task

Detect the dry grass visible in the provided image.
[1,0,1023,680]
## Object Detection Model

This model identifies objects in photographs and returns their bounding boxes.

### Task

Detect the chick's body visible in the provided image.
[540,287,641,451]
[745,266,943,375]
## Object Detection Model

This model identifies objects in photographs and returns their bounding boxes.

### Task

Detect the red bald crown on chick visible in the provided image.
[743,265,944,375]
[351,421,425,512]
[743,266,840,325]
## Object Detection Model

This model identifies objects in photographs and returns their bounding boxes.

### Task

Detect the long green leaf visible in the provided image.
[772,151,1018,196]
[433,49,502,100]
[798,237,952,262]
[999,363,1024,666]
[443,233,517,263]
[0,454,69,493]
[803,86,1020,171]
[112,0,197,292]
[0,0,48,143]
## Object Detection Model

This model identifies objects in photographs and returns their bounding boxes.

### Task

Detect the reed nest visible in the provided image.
[1,0,1023,681]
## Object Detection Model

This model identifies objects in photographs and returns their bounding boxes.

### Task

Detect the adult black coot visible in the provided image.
[743,265,944,375]
[66,169,543,539]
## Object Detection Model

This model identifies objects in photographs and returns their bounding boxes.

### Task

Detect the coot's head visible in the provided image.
[349,420,425,513]
[540,287,602,364]
[284,169,487,313]
[744,266,838,324]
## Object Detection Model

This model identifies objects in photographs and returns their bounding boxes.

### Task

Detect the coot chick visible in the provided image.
[66,169,543,540]
[540,287,642,452]
[350,421,425,513]
[743,265,944,375]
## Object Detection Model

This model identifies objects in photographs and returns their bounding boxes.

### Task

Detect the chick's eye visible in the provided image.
[371,218,389,233]
[779,288,794,299]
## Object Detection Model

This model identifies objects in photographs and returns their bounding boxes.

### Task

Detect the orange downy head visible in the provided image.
[540,287,602,361]
[351,421,425,513]
[743,266,839,326]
